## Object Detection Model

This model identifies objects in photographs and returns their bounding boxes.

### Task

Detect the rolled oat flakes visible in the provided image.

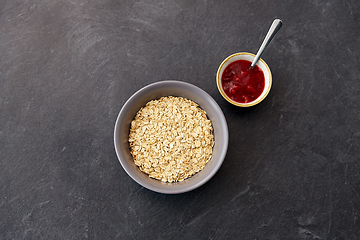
[128,96,214,183]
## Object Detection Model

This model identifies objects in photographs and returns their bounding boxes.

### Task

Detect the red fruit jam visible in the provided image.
[221,60,265,103]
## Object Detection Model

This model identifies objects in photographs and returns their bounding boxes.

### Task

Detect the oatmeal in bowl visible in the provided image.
[114,80,228,194]
[129,96,214,183]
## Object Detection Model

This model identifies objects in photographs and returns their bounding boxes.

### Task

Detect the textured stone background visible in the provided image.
[1,0,359,239]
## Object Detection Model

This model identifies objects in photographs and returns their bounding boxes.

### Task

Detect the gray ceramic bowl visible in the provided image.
[114,80,228,194]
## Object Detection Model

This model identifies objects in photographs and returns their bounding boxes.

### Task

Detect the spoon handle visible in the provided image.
[251,19,282,68]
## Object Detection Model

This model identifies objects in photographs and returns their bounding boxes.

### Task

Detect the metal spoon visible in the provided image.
[250,19,282,68]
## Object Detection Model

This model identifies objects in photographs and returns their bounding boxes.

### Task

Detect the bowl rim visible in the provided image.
[216,52,272,107]
[114,80,228,194]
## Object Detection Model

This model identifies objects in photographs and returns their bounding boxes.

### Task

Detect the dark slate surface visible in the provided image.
[1,0,360,239]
